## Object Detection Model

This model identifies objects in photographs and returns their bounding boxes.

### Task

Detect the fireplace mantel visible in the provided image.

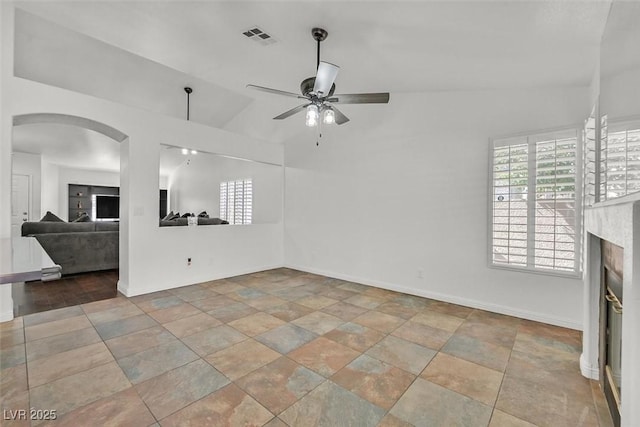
[582,196,640,426]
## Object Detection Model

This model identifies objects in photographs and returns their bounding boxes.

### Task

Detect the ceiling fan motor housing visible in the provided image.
[300,77,335,97]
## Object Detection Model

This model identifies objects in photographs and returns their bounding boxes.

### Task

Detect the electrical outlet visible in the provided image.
[188,257,192,266]
[417,268,424,279]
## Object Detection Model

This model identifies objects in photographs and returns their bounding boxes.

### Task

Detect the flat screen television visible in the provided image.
[96,195,119,220]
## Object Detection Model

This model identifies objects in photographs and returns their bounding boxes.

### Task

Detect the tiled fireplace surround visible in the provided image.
[582,197,640,426]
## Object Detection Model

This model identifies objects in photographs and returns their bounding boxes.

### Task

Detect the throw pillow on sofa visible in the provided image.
[162,211,174,221]
[40,211,65,222]
[73,213,91,222]
[198,211,209,218]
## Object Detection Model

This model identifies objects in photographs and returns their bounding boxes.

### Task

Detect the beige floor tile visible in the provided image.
[410,311,464,333]
[23,306,85,327]
[244,295,288,310]
[331,354,415,410]
[28,342,114,387]
[288,337,360,378]
[266,302,314,322]
[105,325,177,359]
[324,322,385,353]
[344,294,386,309]
[26,327,102,362]
[206,339,281,380]
[43,387,155,427]
[235,357,324,415]
[421,352,503,406]
[162,312,221,338]
[147,302,202,324]
[352,310,405,333]
[279,380,385,426]
[228,312,285,337]
[321,301,368,321]
[391,320,452,350]
[296,295,340,310]
[135,359,229,420]
[159,383,273,427]
[86,304,143,325]
[0,363,28,401]
[0,327,25,349]
[366,335,436,375]
[390,378,492,426]
[30,362,131,419]
[24,315,92,342]
[292,311,344,335]
[489,409,537,427]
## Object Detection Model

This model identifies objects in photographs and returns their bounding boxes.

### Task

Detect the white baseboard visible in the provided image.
[118,264,283,297]
[285,263,582,330]
[0,309,14,323]
[580,353,600,380]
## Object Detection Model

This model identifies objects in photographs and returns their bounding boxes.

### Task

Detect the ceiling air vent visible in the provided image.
[242,26,277,46]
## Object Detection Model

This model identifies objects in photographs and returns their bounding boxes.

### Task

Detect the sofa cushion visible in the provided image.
[159,218,188,226]
[72,213,92,222]
[22,221,95,236]
[198,217,229,225]
[40,211,64,222]
[95,222,119,232]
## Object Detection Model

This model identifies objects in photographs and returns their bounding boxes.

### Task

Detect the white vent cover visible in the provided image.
[242,26,277,46]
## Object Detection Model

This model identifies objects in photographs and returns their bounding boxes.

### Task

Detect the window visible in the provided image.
[491,129,581,274]
[220,179,252,224]
[601,118,640,200]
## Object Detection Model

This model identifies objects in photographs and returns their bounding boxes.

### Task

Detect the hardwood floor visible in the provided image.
[12,270,118,317]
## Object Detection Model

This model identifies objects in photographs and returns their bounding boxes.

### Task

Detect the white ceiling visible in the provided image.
[11,1,611,170]
[13,123,121,172]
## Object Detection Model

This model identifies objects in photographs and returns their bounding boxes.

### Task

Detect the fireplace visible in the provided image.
[582,198,640,426]
[601,240,623,426]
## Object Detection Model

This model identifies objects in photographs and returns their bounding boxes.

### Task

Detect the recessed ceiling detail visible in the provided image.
[242,26,277,46]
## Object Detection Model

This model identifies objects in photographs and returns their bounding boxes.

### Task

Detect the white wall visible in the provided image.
[40,161,59,218]
[56,166,119,221]
[167,151,282,223]
[284,87,591,329]
[0,3,15,321]
[2,75,284,302]
[11,151,41,221]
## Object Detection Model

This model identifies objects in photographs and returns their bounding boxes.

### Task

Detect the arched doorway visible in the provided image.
[11,113,128,316]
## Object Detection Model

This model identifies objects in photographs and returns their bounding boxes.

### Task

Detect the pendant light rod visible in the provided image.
[184,87,193,121]
[311,28,328,71]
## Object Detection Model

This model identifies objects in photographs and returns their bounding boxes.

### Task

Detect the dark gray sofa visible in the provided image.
[159,217,229,226]
[21,221,118,275]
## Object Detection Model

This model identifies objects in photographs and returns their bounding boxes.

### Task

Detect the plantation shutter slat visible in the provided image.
[491,129,580,275]
[220,179,252,225]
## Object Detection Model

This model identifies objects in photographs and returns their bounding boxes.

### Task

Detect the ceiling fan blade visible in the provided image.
[273,103,311,120]
[247,84,307,99]
[313,62,340,96]
[328,93,390,104]
[330,105,350,125]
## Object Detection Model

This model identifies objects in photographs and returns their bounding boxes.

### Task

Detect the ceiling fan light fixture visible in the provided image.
[323,108,335,125]
[305,104,319,127]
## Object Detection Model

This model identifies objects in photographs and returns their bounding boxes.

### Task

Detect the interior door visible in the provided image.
[11,174,30,237]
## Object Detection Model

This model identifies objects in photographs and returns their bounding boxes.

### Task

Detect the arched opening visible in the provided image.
[11,113,128,316]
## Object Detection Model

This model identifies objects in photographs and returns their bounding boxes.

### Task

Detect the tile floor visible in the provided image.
[0,268,613,426]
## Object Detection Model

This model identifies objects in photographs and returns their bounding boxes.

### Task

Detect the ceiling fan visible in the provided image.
[247,27,390,126]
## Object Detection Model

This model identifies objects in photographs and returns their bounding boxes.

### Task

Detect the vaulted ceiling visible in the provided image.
[11,0,611,170]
